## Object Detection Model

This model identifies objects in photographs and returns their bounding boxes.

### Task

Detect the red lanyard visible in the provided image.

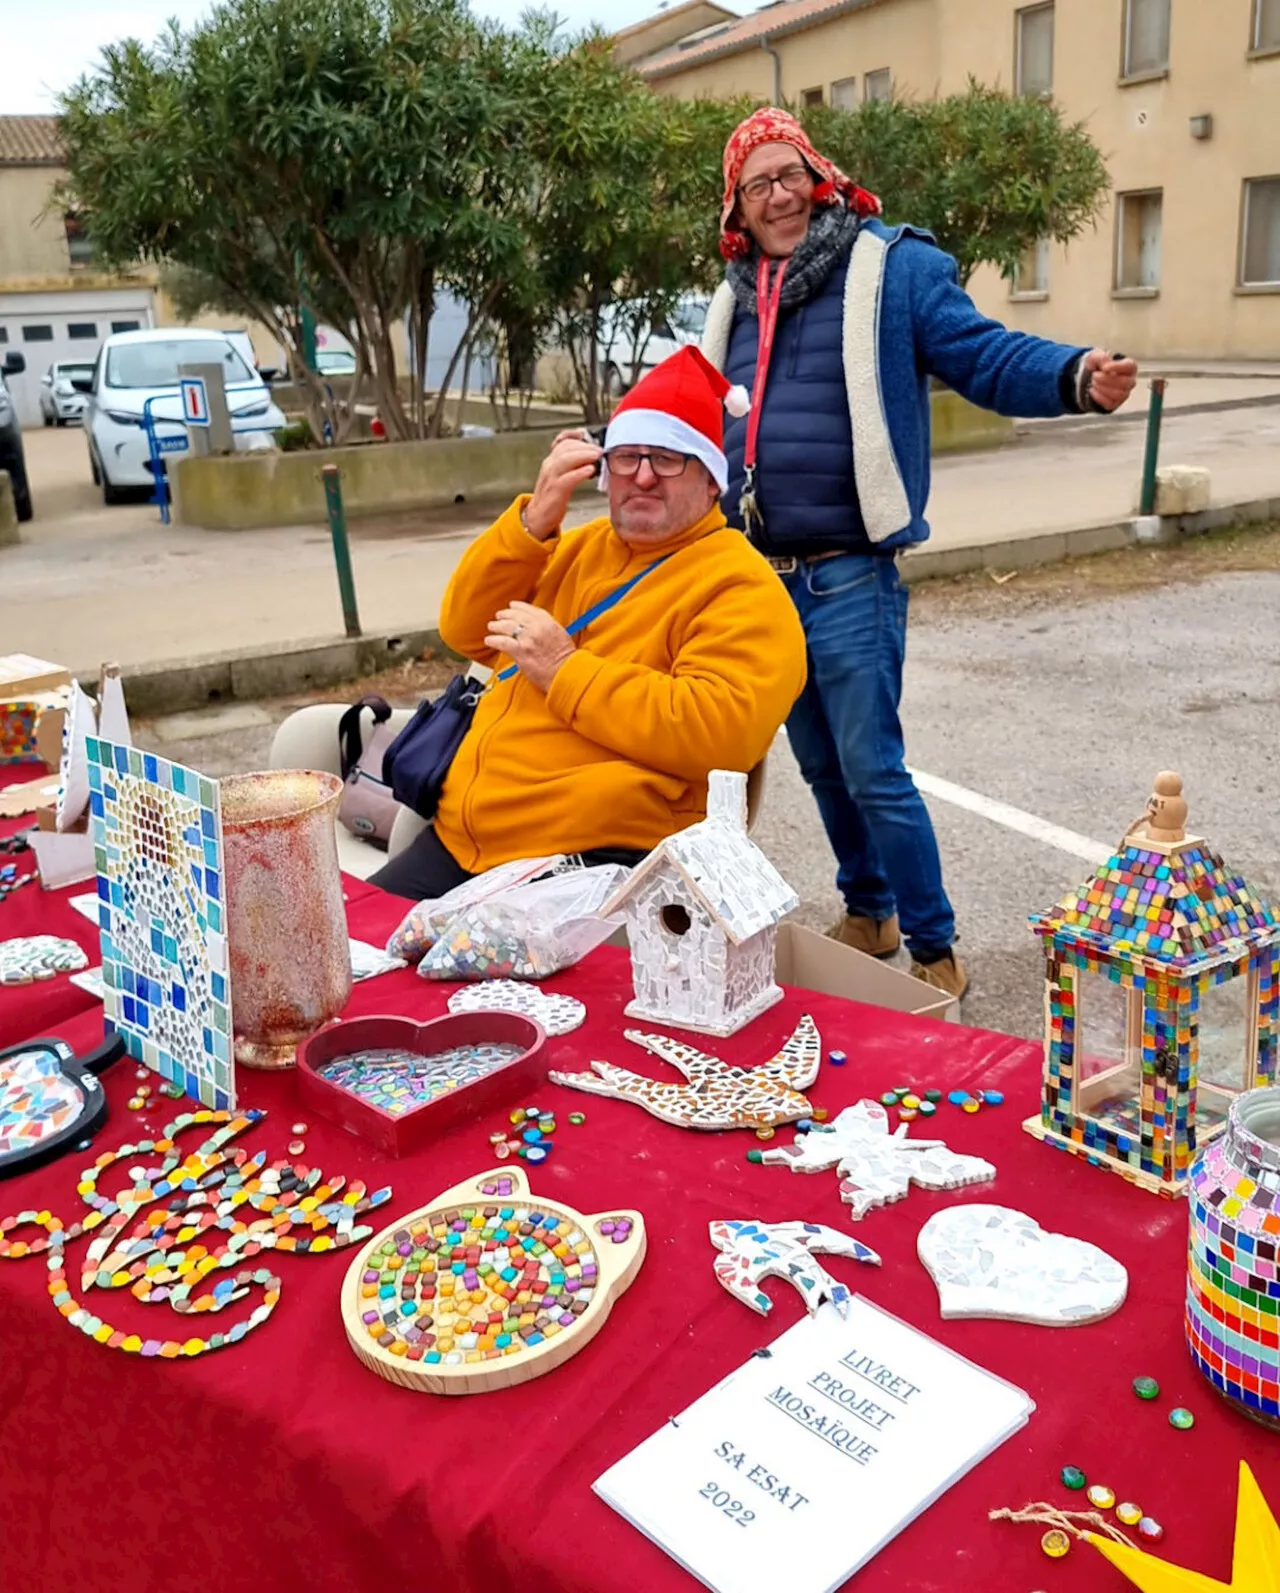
[744,255,788,472]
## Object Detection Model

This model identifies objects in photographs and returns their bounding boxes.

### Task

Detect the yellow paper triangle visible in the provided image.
[1085,1463,1279,1593]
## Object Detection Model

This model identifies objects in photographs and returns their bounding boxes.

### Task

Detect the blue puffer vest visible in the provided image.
[721,253,867,558]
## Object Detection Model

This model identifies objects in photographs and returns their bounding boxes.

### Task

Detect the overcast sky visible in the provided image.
[3,0,750,115]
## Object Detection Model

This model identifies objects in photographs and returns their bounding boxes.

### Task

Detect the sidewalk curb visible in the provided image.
[901,493,1280,584]
[80,628,449,718]
[76,496,1280,714]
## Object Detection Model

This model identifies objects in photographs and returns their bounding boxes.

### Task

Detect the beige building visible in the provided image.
[631,0,1280,361]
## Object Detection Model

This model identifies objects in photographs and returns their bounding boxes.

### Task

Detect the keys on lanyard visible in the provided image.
[740,255,789,542]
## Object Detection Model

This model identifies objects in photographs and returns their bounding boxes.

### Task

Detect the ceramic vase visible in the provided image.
[1186,1085,1280,1429]
[221,770,352,1069]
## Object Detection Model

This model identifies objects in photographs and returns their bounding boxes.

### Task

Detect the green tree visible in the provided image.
[801,82,1109,286]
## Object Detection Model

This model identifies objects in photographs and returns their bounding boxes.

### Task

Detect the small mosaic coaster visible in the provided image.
[86,737,234,1110]
[0,1047,86,1159]
[447,980,586,1036]
[319,1043,523,1118]
[0,935,89,986]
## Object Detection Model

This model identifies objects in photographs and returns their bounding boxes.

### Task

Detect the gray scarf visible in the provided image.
[726,203,861,316]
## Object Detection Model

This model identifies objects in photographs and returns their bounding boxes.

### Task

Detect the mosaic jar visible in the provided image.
[1186,1085,1280,1429]
[221,770,352,1069]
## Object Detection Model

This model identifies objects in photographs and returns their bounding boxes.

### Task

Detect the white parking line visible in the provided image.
[907,768,1113,866]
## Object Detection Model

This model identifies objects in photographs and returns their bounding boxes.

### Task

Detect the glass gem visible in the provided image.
[898,1107,918,1121]
[925,1089,943,1103]
[828,1050,848,1066]
[1168,1407,1194,1430]
[982,1090,1004,1106]
[918,1101,937,1116]
[1132,1375,1160,1400]
[811,1107,829,1122]
[755,1126,775,1141]
[901,1094,921,1110]
[288,1139,306,1156]
[292,1122,307,1135]
[1061,1465,1086,1490]
[947,1090,968,1105]
[1137,1517,1164,1543]
[1087,1485,1115,1510]
[962,1098,981,1114]
[1040,1530,1071,1560]
[746,1148,764,1164]
[1116,1503,1143,1526]
[568,1113,586,1125]
[880,1092,898,1107]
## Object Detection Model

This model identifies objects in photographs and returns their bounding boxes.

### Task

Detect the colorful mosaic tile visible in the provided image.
[1187,1089,1280,1427]
[86,737,234,1111]
[0,701,41,766]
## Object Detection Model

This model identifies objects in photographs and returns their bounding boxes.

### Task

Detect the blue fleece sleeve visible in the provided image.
[909,240,1088,418]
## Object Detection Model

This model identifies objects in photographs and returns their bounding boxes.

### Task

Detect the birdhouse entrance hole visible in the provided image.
[660,905,691,937]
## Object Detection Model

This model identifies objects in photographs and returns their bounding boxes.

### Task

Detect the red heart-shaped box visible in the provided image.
[296,1012,547,1157]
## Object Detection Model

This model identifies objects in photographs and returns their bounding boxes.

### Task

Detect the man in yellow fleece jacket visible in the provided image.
[371,346,807,899]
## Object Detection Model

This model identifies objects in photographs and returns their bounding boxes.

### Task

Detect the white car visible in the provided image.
[80,328,286,504]
[599,294,709,398]
[39,361,95,426]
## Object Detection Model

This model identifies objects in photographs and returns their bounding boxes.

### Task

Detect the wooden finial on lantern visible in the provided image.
[1144,771,1188,844]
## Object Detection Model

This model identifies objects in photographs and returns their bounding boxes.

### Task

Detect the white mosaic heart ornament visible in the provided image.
[447,980,586,1037]
[917,1204,1128,1326]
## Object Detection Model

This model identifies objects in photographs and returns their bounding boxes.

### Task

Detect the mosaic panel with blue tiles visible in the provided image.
[85,736,235,1110]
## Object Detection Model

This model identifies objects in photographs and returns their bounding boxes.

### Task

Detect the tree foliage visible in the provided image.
[58,5,1110,445]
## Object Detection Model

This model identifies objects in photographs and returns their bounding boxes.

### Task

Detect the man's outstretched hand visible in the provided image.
[1081,349,1139,413]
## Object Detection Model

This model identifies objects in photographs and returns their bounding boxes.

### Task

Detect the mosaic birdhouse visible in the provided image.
[1026,772,1280,1195]
[603,770,798,1037]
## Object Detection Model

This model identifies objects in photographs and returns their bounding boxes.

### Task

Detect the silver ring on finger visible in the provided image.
[512,624,524,641]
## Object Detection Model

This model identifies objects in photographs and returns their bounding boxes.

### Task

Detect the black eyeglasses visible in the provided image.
[737,163,812,204]
[606,447,691,478]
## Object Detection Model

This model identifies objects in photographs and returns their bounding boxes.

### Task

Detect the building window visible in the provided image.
[0,329,8,344]
[111,320,141,333]
[63,214,93,267]
[1016,3,1055,95]
[1116,190,1163,290]
[1014,237,1051,295]
[1123,0,1170,76]
[1241,177,1280,286]
[1255,0,1280,50]
[864,67,892,101]
[21,325,54,343]
[830,76,858,110]
[68,322,98,340]
[801,86,824,107]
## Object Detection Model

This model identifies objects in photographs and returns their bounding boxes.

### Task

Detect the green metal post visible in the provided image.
[321,464,362,638]
[1138,377,1167,516]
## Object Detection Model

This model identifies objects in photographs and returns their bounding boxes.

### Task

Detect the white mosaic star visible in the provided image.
[760,1100,996,1220]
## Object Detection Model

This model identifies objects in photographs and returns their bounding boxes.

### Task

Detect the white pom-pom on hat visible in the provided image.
[724,384,751,418]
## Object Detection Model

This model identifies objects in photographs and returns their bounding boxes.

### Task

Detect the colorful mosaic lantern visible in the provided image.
[1026,772,1280,1196]
[1186,1086,1280,1428]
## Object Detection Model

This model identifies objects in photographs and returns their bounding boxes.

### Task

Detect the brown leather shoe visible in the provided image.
[826,913,901,960]
[909,952,969,1001]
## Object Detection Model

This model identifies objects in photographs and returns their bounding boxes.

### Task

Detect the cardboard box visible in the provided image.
[773,922,958,1022]
[0,771,60,819]
[0,654,72,697]
[607,921,958,1024]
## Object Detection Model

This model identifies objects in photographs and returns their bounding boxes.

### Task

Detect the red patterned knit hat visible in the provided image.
[720,106,882,260]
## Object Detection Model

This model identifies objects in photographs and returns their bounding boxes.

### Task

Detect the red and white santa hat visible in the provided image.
[603,345,750,493]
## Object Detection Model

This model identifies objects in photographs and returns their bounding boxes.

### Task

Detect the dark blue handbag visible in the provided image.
[382,554,670,821]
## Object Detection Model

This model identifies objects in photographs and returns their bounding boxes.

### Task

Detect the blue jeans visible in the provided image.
[783,553,955,958]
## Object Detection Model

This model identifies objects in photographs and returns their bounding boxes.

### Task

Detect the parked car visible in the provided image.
[39,360,95,427]
[598,294,709,399]
[0,352,33,522]
[78,328,287,504]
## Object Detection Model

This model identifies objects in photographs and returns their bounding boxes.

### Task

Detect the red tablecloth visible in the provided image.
[0,882,1273,1593]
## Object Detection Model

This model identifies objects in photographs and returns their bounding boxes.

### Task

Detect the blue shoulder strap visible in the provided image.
[495,554,671,683]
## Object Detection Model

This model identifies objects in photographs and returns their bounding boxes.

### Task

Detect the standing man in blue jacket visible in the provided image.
[703,107,1137,1000]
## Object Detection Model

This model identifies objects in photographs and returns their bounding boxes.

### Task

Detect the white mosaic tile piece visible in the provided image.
[761,1100,997,1220]
[70,966,107,999]
[709,1219,880,1318]
[349,939,407,982]
[447,980,586,1036]
[917,1204,1128,1326]
[0,935,89,986]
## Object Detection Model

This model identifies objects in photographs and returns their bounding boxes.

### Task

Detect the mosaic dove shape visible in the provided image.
[760,1100,997,1219]
[547,1015,820,1130]
[709,1219,880,1317]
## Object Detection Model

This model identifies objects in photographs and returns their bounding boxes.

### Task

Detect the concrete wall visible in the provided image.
[0,166,73,278]
[643,0,1280,361]
[169,429,560,531]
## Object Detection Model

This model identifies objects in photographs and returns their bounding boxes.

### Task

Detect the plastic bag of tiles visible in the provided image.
[417,864,631,982]
[386,853,566,963]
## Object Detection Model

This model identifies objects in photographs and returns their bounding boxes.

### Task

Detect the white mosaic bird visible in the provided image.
[548,1014,821,1131]
[760,1100,996,1219]
[709,1219,880,1317]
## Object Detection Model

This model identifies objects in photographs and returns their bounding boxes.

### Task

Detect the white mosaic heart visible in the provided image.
[917,1204,1128,1327]
[447,980,586,1036]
